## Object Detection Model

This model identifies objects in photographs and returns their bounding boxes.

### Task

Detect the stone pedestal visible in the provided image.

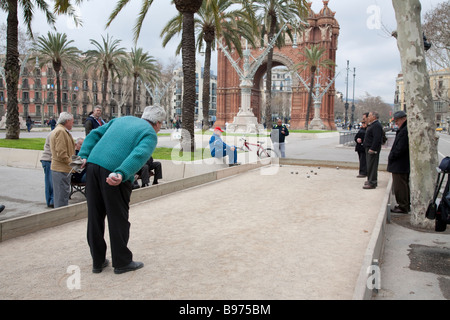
[308,101,326,130]
[226,80,265,134]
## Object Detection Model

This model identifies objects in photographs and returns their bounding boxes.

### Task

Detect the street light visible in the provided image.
[351,67,356,130]
[344,60,349,130]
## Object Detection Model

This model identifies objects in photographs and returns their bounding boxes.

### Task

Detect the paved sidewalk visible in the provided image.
[0,130,448,300]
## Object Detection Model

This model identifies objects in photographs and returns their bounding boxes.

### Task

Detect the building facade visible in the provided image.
[171,60,217,126]
[0,56,153,126]
[395,68,450,127]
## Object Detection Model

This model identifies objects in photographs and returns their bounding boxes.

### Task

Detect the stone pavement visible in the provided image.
[0,130,449,300]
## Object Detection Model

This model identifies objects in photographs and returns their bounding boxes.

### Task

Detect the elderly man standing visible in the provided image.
[388,111,410,213]
[79,106,166,275]
[85,105,106,135]
[50,112,75,208]
[363,111,384,189]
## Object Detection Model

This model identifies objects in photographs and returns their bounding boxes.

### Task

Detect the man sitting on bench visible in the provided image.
[133,156,162,188]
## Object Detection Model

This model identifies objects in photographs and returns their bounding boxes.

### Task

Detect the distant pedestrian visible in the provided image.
[85,106,106,136]
[40,133,54,208]
[50,112,75,208]
[387,111,410,213]
[26,116,33,132]
[271,118,289,158]
[48,117,56,130]
[79,106,166,274]
[354,112,369,178]
[363,111,383,189]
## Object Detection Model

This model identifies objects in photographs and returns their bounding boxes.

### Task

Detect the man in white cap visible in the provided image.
[79,106,166,274]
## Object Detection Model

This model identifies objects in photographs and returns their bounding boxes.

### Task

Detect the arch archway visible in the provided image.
[215,0,340,130]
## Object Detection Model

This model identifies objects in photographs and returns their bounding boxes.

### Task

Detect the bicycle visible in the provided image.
[237,137,277,159]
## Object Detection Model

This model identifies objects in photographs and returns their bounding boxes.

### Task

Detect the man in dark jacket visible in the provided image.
[271,119,289,158]
[85,106,106,136]
[354,119,367,178]
[387,111,410,213]
[363,111,384,189]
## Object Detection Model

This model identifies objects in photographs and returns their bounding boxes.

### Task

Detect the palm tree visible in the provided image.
[296,45,335,130]
[241,0,308,129]
[107,0,202,151]
[1,0,84,139]
[33,32,81,114]
[84,34,127,118]
[0,0,55,139]
[161,0,256,130]
[120,47,160,116]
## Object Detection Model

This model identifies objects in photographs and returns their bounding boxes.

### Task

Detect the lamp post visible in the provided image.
[344,60,349,130]
[351,67,356,130]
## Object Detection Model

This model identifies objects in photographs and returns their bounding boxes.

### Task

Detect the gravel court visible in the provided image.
[0,165,389,299]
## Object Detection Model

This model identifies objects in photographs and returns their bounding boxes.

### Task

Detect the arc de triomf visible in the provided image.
[214,1,339,130]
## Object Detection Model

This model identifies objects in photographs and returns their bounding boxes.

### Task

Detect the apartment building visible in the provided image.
[395,68,450,127]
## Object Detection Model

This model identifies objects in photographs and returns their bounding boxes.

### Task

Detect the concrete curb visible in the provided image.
[352,176,392,300]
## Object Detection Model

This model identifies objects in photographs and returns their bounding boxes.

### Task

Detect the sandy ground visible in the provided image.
[0,165,389,300]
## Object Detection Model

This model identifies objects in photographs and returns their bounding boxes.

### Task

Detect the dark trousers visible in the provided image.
[86,163,133,268]
[392,173,410,211]
[366,148,380,187]
[139,161,162,185]
[357,151,367,176]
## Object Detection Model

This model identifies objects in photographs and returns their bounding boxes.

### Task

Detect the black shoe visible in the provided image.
[132,182,140,189]
[92,259,109,273]
[114,261,144,274]
[0,205,4,213]
[391,207,408,214]
[152,181,158,185]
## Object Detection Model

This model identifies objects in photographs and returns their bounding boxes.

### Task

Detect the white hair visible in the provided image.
[57,112,73,125]
[141,105,166,124]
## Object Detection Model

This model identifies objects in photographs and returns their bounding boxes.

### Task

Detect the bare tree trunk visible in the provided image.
[180,11,196,152]
[55,64,62,114]
[393,0,439,228]
[305,67,316,130]
[5,0,20,139]
[201,39,212,131]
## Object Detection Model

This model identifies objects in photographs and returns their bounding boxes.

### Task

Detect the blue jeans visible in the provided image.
[41,160,53,207]
[215,146,237,164]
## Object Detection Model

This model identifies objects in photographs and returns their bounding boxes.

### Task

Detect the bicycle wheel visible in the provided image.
[257,147,277,159]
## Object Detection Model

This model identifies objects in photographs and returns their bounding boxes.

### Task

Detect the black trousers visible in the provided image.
[138,161,162,185]
[86,163,133,268]
[365,148,380,187]
[392,173,410,211]
[357,151,367,176]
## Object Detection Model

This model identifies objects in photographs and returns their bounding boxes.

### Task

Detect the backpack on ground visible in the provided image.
[426,157,450,232]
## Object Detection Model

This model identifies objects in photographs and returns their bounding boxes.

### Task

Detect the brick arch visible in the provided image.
[215,0,340,130]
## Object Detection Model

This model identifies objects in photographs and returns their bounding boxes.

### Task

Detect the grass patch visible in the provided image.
[0,138,45,150]
[0,138,211,162]
[153,147,211,161]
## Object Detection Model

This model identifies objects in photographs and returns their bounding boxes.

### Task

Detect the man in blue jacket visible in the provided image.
[209,126,238,166]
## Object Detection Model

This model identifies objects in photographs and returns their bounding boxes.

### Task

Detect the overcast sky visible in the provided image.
[1,0,446,104]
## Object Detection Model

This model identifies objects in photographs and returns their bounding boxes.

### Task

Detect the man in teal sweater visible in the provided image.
[79,106,166,274]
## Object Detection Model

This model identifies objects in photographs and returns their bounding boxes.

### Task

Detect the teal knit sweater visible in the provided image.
[78,116,158,183]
